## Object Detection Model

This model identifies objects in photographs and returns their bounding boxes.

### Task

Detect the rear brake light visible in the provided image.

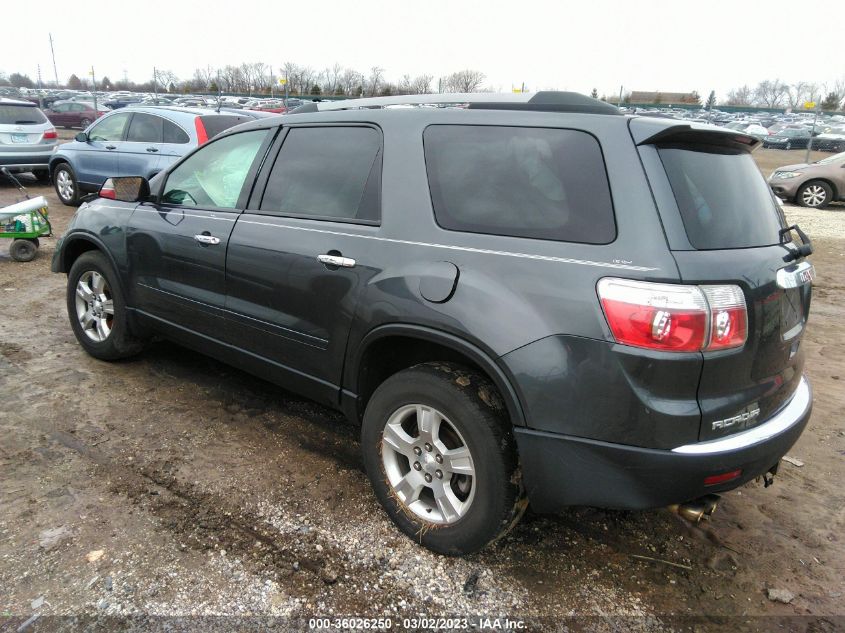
[99,178,116,199]
[43,129,57,140]
[704,469,742,486]
[194,117,208,145]
[597,278,747,352]
[701,286,747,350]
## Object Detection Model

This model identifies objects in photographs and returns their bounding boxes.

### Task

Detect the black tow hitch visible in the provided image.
[762,462,779,488]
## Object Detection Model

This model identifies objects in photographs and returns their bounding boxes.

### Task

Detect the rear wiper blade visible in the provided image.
[780,224,813,262]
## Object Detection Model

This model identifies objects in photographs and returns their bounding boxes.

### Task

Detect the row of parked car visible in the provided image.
[627,106,845,153]
[1,93,843,210]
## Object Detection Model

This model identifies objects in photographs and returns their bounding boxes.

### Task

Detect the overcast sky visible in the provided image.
[3,0,843,99]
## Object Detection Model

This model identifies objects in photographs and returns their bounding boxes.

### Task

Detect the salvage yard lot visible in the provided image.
[1,147,844,629]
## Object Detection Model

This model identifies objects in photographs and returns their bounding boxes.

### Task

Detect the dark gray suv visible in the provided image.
[51,92,814,555]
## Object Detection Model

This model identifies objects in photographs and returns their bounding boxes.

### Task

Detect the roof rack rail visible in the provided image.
[292,91,620,115]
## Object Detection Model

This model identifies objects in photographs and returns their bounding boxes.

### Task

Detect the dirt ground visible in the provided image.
[1,146,843,632]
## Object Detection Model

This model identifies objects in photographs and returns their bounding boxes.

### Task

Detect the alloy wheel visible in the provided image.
[801,185,827,207]
[381,404,476,524]
[56,169,74,202]
[74,271,114,342]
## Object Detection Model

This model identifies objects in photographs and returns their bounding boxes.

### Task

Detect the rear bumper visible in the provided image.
[515,376,812,513]
[0,154,54,169]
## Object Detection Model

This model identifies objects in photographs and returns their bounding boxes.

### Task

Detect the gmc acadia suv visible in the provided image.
[52,92,815,555]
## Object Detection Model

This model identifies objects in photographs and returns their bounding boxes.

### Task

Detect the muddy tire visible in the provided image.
[361,362,524,555]
[66,251,145,360]
[9,239,38,262]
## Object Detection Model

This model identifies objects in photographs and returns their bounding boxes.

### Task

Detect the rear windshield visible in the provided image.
[658,147,785,249]
[199,115,250,139]
[0,104,47,125]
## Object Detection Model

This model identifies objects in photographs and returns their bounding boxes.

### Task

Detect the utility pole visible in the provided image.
[805,97,820,164]
[617,85,624,108]
[153,67,158,100]
[90,66,97,112]
[36,65,44,108]
[49,33,59,87]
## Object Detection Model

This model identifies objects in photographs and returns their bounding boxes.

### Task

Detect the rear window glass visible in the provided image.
[658,147,785,249]
[199,115,250,139]
[423,125,616,244]
[0,105,47,125]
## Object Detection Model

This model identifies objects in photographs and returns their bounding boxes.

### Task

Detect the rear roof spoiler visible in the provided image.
[630,117,760,151]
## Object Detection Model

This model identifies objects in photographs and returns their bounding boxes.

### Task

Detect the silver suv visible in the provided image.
[0,98,58,182]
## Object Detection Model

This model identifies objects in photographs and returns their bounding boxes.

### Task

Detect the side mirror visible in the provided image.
[75,132,88,142]
[98,176,150,203]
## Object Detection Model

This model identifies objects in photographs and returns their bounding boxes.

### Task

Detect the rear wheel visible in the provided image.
[66,251,145,360]
[9,239,38,262]
[797,181,832,209]
[33,169,50,183]
[54,163,79,206]
[785,141,792,150]
[80,117,92,128]
[361,362,524,555]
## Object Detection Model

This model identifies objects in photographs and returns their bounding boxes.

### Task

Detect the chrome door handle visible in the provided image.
[194,234,221,245]
[146,146,159,153]
[317,254,356,268]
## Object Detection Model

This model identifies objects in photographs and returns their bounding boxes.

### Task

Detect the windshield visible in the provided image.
[658,147,786,250]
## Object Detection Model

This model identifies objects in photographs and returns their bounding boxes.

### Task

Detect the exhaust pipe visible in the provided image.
[669,494,720,524]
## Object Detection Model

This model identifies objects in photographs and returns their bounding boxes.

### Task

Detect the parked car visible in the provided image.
[49,107,253,205]
[43,101,108,129]
[768,151,845,208]
[0,98,58,181]
[762,128,817,150]
[51,92,814,555]
[101,96,143,109]
[813,127,845,153]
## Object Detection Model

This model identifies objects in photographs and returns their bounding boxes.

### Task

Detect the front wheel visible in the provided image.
[54,163,80,206]
[66,251,145,360]
[797,181,832,209]
[361,362,524,555]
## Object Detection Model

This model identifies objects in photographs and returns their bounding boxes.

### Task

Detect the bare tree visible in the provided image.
[410,74,434,94]
[442,69,486,93]
[724,85,752,106]
[367,66,385,96]
[786,82,818,109]
[753,79,788,108]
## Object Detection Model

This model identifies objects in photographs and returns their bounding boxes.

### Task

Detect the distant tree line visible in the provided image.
[3,67,843,111]
[724,79,845,111]
[0,63,487,97]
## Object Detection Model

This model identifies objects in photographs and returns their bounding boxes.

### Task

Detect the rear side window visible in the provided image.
[0,105,47,125]
[162,119,189,144]
[199,115,250,139]
[424,125,616,244]
[260,126,381,222]
[126,113,162,143]
[658,147,785,249]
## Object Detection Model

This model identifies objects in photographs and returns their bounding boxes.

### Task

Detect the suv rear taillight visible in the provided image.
[43,129,57,140]
[194,117,209,145]
[597,278,747,352]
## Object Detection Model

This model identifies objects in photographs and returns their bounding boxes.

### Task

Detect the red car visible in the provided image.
[43,101,108,129]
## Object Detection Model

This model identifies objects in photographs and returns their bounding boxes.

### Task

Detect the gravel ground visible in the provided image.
[1,147,844,632]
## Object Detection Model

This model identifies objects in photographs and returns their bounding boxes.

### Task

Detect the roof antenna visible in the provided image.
[216,70,221,113]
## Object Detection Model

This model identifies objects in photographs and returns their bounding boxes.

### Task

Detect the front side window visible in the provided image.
[260,126,381,222]
[424,125,616,244]
[162,129,269,209]
[88,113,130,141]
